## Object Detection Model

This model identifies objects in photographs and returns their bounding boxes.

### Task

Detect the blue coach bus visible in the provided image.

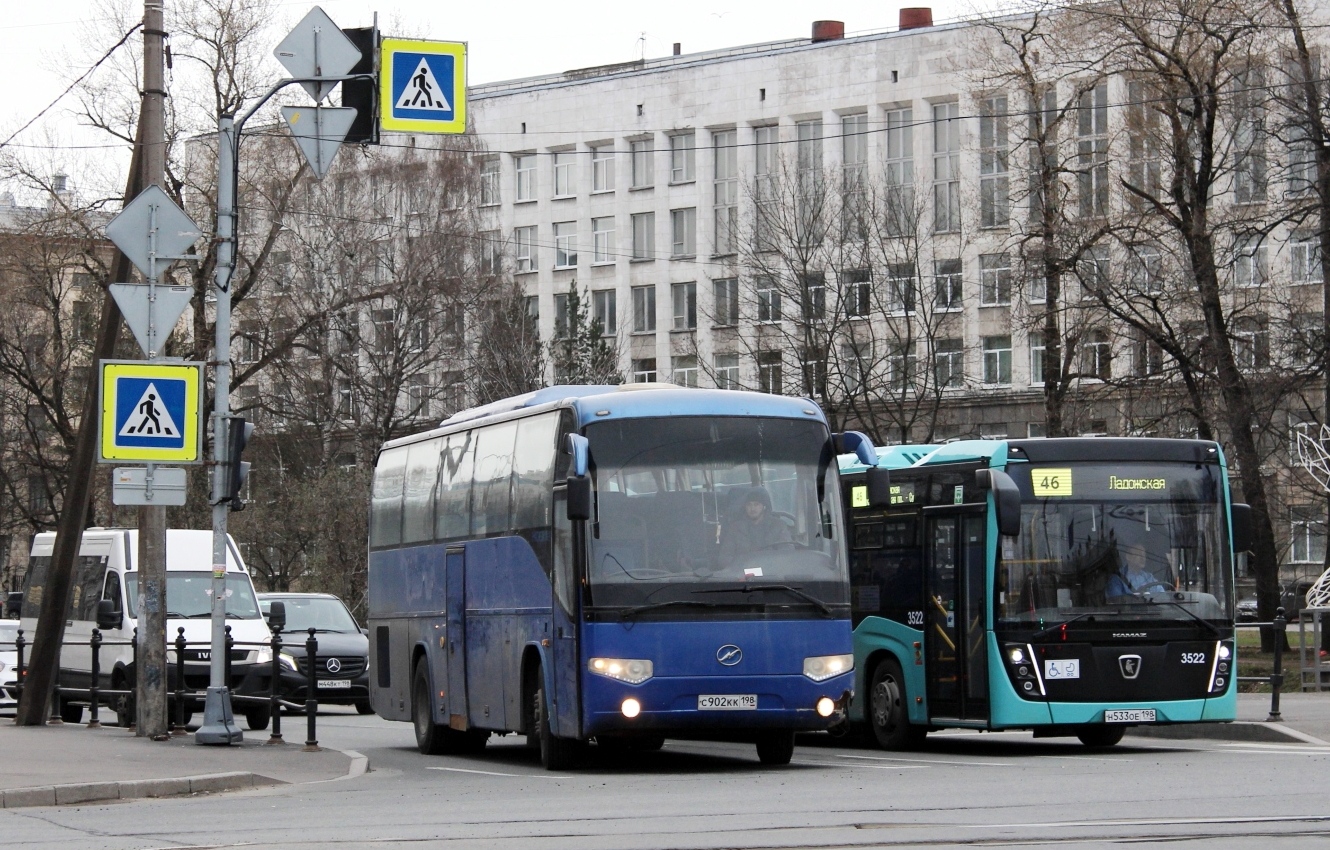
[368,385,880,769]
[838,438,1250,749]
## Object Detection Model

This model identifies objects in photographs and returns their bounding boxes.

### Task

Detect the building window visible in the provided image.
[754,125,779,249]
[982,335,1012,385]
[756,276,782,323]
[1292,234,1322,284]
[553,151,576,197]
[1029,331,1045,384]
[715,354,740,390]
[407,375,432,419]
[336,378,356,420]
[934,338,965,388]
[980,96,1010,228]
[479,230,502,275]
[713,277,739,326]
[238,320,260,363]
[1234,235,1267,288]
[672,282,697,330]
[844,268,872,317]
[372,309,395,354]
[553,292,570,338]
[1078,83,1109,217]
[884,263,915,314]
[1127,245,1163,294]
[842,113,868,238]
[933,258,962,309]
[631,212,655,260]
[885,108,914,237]
[632,358,657,383]
[1291,506,1327,564]
[592,289,617,336]
[889,344,918,393]
[797,118,823,174]
[1127,80,1161,202]
[1134,331,1165,377]
[1233,67,1267,205]
[1080,329,1112,380]
[1232,315,1269,369]
[593,217,615,264]
[932,102,961,233]
[713,130,739,255]
[515,154,536,201]
[591,144,615,192]
[669,132,695,183]
[1291,312,1323,366]
[672,355,698,388]
[480,157,500,206]
[1079,245,1110,299]
[841,342,870,395]
[801,272,826,321]
[1290,122,1316,195]
[632,285,656,332]
[757,352,783,394]
[979,253,1012,306]
[513,226,536,272]
[670,207,696,257]
[800,347,828,399]
[630,138,654,188]
[554,221,577,269]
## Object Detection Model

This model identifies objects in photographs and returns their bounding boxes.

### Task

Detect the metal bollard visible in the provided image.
[225,625,234,687]
[1270,607,1286,721]
[173,628,188,736]
[128,628,138,730]
[269,627,284,744]
[89,629,102,728]
[304,628,319,750]
[14,628,24,704]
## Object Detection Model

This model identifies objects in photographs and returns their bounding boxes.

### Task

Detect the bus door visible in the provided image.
[444,546,469,729]
[924,512,989,723]
[550,490,581,738]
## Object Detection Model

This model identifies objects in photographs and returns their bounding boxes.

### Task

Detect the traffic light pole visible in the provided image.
[197,114,242,745]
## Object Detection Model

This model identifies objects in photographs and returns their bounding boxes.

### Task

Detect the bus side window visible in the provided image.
[514,413,559,532]
[402,438,443,545]
[436,432,475,542]
[370,447,408,548]
[472,422,518,537]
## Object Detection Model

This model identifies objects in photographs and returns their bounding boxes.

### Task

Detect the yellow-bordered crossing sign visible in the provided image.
[380,38,466,134]
[99,360,203,463]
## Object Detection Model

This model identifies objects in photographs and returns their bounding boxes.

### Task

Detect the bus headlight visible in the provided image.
[803,654,852,681]
[589,658,653,684]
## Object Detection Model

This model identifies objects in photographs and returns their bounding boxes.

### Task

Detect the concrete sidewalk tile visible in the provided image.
[117,777,193,800]
[3,787,56,809]
[53,782,121,805]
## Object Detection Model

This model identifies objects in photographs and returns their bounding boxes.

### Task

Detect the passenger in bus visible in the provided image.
[1105,548,1170,598]
[719,487,793,563]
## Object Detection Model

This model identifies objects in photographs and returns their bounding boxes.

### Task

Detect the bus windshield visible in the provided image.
[584,417,847,619]
[1000,462,1232,626]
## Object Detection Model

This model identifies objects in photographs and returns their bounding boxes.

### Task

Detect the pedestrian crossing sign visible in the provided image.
[99,361,203,463]
[380,38,466,134]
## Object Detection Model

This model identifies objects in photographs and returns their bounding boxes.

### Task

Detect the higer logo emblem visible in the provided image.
[1119,655,1142,679]
[717,645,743,666]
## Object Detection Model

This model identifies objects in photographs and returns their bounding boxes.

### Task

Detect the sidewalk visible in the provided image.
[1128,692,1330,745]
[0,717,363,809]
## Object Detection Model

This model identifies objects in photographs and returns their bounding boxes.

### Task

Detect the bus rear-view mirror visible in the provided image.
[567,475,592,521]
[1230,503,1251,554]
[976,468,1022,538]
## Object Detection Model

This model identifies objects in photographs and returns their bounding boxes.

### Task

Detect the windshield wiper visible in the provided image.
[1140,595,1224,638]
[1031,611,1105,640]
[693,584,834,617]
[619,600,725,620]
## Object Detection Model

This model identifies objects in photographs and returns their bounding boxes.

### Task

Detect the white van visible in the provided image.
[21,528,273,729]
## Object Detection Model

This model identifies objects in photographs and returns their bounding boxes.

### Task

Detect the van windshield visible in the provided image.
[125,572,261,619]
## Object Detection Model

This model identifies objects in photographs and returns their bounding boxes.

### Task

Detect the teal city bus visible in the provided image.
[838,438,1250,749]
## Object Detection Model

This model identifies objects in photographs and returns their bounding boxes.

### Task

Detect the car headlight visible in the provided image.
[279,652,299,672]
[803,654,852,682]
[0,660,6,673]
[254,647,271,665]
[588,657,653,684]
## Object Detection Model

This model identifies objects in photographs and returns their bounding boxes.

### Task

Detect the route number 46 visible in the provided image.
[1031,468,1073,498]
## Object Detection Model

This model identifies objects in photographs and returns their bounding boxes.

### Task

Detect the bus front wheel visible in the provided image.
[869,658,926,750]
[755,730,795,765]
[1076,725,1125,748]
[533,682,581,770]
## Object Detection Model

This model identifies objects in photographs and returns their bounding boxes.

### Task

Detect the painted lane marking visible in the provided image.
[426,767,572,779]
[839,753,1008,767]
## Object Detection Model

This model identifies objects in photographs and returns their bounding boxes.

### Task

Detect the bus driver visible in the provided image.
[719,487,792,563]
[1106,547,1170,598]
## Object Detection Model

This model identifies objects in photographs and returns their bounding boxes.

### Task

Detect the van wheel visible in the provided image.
[534,680,581,770]
[1076,726,1125,748]
[59,699,83,724]
[245,707,271,731]
[755,730,796,765]
[869,658,927,750]
[355,700,375,715]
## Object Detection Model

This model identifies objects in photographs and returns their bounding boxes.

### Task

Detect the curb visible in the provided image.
[1127,720,1330,746]
[0,771,283,810]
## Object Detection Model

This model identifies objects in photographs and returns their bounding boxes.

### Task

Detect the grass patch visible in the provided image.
[1235,624,1323,692]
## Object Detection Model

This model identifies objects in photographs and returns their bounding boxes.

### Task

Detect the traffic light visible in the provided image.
[227,416,254,511]
[340,26,379,145]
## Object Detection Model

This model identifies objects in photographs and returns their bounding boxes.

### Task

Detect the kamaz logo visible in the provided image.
[1113,633,1147,638]
[1119,655,1142,679]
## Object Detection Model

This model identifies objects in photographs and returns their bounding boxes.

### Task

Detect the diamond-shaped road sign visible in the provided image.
[281,106,358,179]
[273,6,363,104]
[105,185,202,281]
[109,283,195,357]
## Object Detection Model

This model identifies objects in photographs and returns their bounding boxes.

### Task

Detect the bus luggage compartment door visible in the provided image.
[445,547,469,729]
